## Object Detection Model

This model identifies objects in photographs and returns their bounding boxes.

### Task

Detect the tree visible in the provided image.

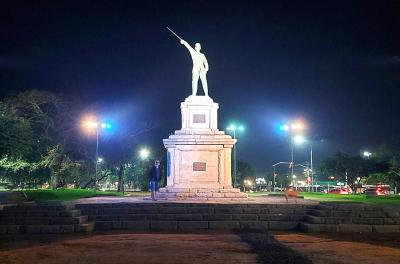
[0,102,35,160]
[319,153,366,190]
[1,90,90,189]
[237,160,256,188]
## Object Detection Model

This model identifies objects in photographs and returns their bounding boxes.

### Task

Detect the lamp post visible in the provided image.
[227,124,244,188]
[82,117,112,191]
[280,121,306,182]
[310,145,314,192]
[272,161,292,192]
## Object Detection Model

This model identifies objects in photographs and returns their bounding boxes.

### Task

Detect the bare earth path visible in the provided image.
[0,233,257,264]
[275,233,400,264]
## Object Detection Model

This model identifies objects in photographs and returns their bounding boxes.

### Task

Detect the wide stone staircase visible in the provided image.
[0,203,94,234]
[2,201,399,234]
[76,203,314,231]
[300,203,400,233]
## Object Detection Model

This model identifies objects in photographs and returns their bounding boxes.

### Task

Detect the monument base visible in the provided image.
[160,95,247,200]
[156,187,248,200]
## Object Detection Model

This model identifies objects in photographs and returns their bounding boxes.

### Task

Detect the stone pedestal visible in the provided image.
[158,96,247,199]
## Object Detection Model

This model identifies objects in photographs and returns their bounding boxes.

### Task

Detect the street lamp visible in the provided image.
[81,116,112,191]
[139,148,151,160]
[292,134,315,192]
[279,120,306,184]
[363,151,372,159]
[226,123,244,188]
[272,161,292,192]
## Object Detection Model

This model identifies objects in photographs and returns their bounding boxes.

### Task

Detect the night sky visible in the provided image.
[1,1,399,172]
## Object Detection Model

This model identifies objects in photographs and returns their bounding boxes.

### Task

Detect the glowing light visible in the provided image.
[363,151,372,158]
[139,148,150,160]
[97,157,103,163]
[291,122,305,130]
[293,135,306,145]
[86,121,99,128]
[279,124,289,131]
[101,122,112,130]
[227,124,236,130]
[81,115,99,135]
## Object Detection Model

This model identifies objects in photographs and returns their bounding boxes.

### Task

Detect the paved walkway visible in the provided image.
[75,195,319,205]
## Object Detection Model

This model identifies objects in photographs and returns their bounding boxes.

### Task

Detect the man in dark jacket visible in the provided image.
[150,160,161,201]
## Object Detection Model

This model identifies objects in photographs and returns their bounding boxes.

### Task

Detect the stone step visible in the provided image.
[309,209,391,218]
[88,213,306,222]
[76,203,314,210]
[304,215,397,225]
[80,206,310,216]
[0,209,82,218]
[3,204,75,212]
[94,220,300,231]
[75,222,95,233]
[299,222,400,233]
[155,192,248,199]
[0,224,76,234]
[304,215,352,224]
[0,192,27,204]
[0,215,88,225]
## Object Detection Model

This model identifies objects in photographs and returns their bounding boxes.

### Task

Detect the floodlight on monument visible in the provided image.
[139,148,150,160]
[97,157,104,163]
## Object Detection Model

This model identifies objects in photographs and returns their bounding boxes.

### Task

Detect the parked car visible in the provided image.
[328,187,352,194]
[364,186,390,196]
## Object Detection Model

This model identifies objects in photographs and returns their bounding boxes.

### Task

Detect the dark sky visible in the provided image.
[1,0,399,172]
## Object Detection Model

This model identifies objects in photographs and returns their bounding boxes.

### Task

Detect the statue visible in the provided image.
[167,27,209,96]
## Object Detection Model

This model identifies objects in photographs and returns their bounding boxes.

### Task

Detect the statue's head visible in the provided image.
[195,43,201,52]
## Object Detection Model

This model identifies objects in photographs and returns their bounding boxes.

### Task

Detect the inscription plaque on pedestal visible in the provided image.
[193,114,206,123]
[193,162,206,171]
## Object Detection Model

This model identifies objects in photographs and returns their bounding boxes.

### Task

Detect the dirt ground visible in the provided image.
[1,231,400,264]
[275,233,400,264]
[0,232,257,264]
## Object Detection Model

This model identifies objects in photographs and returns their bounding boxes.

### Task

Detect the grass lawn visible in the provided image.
[301,192,400,206]
[125,191,150,197]
[23,189,124,202]
[249,191,400,206]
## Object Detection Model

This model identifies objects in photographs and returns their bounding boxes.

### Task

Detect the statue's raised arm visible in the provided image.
[180,39,195,54]
[167,27,209,97]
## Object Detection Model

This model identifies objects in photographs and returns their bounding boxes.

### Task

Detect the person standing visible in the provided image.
[149,160,161,201]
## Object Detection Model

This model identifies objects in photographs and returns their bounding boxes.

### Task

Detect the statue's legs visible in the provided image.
[192,70,200,96]
[200,71,208,96]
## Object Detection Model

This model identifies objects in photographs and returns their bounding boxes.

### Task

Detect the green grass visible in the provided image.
[248,192,400,206]
[124,191,150,197]
[23,189,124,202]
[301,192,400,206]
